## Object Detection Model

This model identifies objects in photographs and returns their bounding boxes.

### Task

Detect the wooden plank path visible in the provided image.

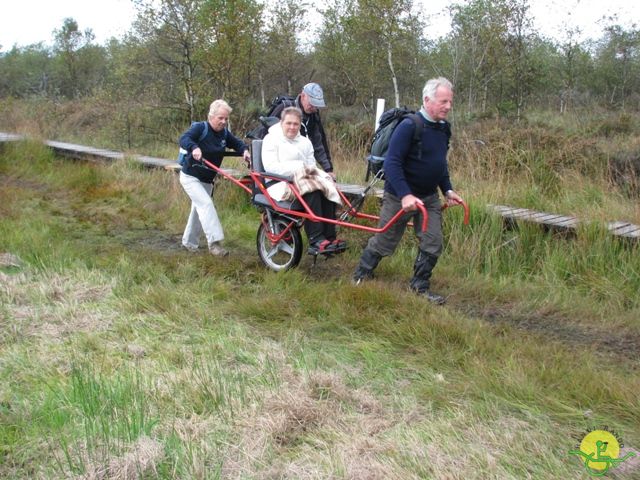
[4,133,247,179]
[488,205,580,230]
[0,133,23,142]
[47,139,176,170]
[488,204,640,240]
[2,132,638,241]
[606,221,640,239]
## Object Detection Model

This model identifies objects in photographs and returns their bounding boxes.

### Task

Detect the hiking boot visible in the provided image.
[352,268,374,285]
[182,243,198,252]
[409,250,438,294]
[352,248,381,285]
[209,242,229,257]
[418,290,447,305]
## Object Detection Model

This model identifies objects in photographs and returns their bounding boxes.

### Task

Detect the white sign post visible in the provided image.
[374,98,385,130]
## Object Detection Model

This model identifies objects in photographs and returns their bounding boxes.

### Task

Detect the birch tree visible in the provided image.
[132,0,204,120]
[315,0,424,109]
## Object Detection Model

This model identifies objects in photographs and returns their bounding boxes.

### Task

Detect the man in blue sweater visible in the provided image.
[353,77,464,304]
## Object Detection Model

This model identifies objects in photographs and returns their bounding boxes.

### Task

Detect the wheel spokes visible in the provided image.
[264,245,279,260]
[263,239,293,260]
[276,240,294,255]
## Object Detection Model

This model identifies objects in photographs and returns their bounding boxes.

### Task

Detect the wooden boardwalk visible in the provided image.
[487,205,640,240]
[2,132,638,241]
[602,220,640,239]
[0,133,24,143]
[47,139,175,170]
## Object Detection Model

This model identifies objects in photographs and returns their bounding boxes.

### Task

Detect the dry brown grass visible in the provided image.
[1,268,115,341]
[0,252,22,267]
[75,436,164,480]
[222,365,427,480]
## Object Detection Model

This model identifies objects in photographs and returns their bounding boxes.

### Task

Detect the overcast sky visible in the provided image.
[0,0,637,51]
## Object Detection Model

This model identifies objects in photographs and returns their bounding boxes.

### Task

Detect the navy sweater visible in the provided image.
[180,122,247,183]
[383,114,452,199]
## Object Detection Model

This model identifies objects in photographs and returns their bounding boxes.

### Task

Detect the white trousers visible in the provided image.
[179,171,224,249]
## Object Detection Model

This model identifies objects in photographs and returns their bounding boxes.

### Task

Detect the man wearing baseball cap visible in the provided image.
[270,82,335,179]
[302,82,326,108]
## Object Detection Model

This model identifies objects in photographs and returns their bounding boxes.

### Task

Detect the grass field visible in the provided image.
[1,131,639,479]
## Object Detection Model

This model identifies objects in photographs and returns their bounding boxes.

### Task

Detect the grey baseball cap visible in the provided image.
[302,82,326,108]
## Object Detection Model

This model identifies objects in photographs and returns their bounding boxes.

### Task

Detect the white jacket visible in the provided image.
[261,123,318,201]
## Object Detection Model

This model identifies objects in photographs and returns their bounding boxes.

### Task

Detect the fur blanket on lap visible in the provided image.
[283,166,342,205]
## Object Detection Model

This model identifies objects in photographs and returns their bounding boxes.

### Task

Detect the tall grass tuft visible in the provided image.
[40,364,158,476]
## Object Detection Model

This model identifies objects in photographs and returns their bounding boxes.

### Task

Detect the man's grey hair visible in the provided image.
[208,99,232,117]
[422,77,453,101]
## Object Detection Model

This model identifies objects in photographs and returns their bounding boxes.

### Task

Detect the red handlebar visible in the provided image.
[442,199,470,225]
[415,202,428,232]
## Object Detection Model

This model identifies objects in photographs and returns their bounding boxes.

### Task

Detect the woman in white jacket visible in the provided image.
[262,107,346,254]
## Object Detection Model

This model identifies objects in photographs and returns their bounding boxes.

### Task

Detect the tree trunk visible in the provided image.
[259,72,265,109]
[482,83,488,113]
[183,45,195,121]
[387,43,400,108]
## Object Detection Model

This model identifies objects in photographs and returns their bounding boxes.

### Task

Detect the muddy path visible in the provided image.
[457,304,640,365]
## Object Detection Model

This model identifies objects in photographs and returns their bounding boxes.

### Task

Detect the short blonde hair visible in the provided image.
[281,106,303,121]
[208,99,232,117]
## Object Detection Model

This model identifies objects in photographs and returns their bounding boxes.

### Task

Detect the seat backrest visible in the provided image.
[249,137,296,210]
[251,139,264,173]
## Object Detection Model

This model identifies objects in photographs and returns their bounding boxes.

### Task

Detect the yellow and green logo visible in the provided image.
[569,427,636,476]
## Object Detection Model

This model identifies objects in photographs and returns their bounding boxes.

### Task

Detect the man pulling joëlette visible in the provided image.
[353,77,464,305]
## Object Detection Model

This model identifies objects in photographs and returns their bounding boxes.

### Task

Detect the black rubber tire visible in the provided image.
[256,218,303,271]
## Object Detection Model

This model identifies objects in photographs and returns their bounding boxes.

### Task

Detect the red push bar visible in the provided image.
[201,157,252,194]
[249,171,428,234]
[200,158,468,233]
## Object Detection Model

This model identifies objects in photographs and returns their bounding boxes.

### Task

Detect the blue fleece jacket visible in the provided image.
[383,112,452,199]
[180,121,247,183]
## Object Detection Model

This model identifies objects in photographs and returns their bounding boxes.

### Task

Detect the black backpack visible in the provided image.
[366,108,422,180]
[366,107,451,180]
[246,94,297,140]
